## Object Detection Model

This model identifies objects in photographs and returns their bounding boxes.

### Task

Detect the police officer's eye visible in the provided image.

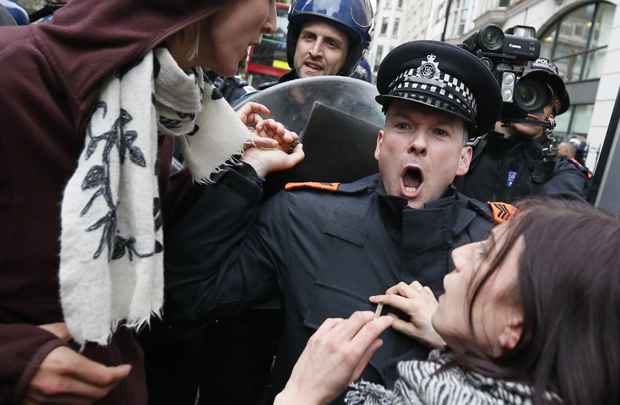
[395,122,411,130]
[433,128,449,137]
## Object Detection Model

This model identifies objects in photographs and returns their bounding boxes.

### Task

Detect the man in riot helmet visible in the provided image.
[219,0,373,104]
[455,27,590,202]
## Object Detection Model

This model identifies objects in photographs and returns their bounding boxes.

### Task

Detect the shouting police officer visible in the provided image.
[454,57,590,202]
[164,41,508,404]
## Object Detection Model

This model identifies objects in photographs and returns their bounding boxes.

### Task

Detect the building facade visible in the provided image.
[402,0,619,171]
[367,0,409,77]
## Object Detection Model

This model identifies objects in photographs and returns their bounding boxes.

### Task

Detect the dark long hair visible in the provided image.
[454,198,620,405]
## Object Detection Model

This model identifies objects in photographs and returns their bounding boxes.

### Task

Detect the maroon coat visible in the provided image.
[0,0,216,403]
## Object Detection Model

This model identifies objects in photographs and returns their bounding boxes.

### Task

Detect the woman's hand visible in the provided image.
[243,118,304,177]
[238,101,271,128]
[370,281,446,349]
[275,312,392,405]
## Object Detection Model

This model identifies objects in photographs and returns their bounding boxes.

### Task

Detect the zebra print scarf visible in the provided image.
[346,350,560,405]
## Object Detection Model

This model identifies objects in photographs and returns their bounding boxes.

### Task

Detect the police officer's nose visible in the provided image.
[408,134,427,156]
[309,39,323,58]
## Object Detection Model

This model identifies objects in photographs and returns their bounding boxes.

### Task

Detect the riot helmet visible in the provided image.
[350,57,372,82]
[287,0,373,76]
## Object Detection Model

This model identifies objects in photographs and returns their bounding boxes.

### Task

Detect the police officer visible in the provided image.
[218,0,373,104]
[164,41,508,404]
[454,57,590,202]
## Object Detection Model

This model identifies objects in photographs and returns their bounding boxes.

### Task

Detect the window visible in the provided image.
[538,1,616,139]
[380,17,388,35]
[385,0,392,9]
[397,0,404,8]
[392,18,400,38]
[539,1,615,83]
[374,45,384,72]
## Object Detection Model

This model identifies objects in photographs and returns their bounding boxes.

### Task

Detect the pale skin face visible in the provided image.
[375,101,472,209]
[169,0,277,75]
[432,224,524,357]
[293,20,349,78]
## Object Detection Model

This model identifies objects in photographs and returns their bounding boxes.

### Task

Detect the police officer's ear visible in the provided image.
[374,130,385,161]
[456,145,473,176]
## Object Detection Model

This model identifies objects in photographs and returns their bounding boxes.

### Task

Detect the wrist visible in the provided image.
[241,155,268,178]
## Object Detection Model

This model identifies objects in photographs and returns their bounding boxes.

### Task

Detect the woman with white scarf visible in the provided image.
[277,198,620,405]
[0,0,303,404]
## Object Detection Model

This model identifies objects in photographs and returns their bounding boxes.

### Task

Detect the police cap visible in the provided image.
[376,40,501,136]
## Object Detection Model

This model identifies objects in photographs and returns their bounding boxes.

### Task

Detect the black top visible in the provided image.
[455,132,589,202]
[164,164,495,403]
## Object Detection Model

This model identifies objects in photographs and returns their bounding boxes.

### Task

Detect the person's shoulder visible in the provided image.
[556,157,593,179]
[284,175,378,196]
[457,192,516,225]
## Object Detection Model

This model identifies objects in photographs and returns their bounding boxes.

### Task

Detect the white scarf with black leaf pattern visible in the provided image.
[60,47,252,346]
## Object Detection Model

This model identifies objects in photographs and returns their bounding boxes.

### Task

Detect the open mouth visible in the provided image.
[401,166,424,197]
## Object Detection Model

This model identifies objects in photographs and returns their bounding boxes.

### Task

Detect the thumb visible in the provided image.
[107,364,132,381]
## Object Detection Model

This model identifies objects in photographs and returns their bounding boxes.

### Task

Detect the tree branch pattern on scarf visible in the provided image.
[81,101,163,261]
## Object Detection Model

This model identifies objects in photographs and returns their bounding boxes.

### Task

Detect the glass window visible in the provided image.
[380,17,388,35]
[554,108,571,133]
[539,2,616,82]
[583,47,607,80]
[555,53,584,82]
[398,0,404,8]
[375,45,384,67]
[571,104,594,134]
[554,3,595,59]
[591,2,615,48]
[540,24,557,59]
[392,18,400,38]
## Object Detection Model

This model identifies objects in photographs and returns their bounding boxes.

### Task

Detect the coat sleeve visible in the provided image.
[0,325,66,404]
[541,158,588,201]
[163,163,287,324]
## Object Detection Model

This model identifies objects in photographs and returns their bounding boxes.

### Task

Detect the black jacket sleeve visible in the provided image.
[163,163,286,324]
[541,157,588,201]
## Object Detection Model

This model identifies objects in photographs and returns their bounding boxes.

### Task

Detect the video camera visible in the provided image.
[462,24,557,128]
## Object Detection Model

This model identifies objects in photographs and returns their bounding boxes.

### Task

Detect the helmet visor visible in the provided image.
[292,0,374,29]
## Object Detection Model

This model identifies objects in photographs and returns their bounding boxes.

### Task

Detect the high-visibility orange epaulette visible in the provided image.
[284,182,341,192]
[569,158,593,180]
[488,202,518,224]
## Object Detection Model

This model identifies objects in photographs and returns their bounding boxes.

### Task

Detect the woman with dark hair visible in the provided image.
[277,198,620,405]
[0,1,303,404]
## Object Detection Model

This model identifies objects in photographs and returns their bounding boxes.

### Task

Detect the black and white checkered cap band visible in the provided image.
[387,68,478,120]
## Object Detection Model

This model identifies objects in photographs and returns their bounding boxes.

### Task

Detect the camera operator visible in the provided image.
[454,26,590,203]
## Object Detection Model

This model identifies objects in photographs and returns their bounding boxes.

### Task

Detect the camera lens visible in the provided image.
[479,25,504,52]
[514,77,551,113]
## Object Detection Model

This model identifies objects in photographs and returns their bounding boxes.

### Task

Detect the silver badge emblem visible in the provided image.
[417,54,440,80]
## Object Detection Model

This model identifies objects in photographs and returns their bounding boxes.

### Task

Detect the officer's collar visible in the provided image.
[375,179,457,211]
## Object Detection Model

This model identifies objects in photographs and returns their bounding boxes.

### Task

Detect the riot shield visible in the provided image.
[235,76,385,196]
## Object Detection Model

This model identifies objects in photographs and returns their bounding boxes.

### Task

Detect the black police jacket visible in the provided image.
[455,132,589,203]
[164,164,495,402]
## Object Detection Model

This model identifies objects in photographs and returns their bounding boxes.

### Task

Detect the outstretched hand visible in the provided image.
[22,323,131,405]
[370,281,446,349]
[239,102,304,177]
[275,311,393,405]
